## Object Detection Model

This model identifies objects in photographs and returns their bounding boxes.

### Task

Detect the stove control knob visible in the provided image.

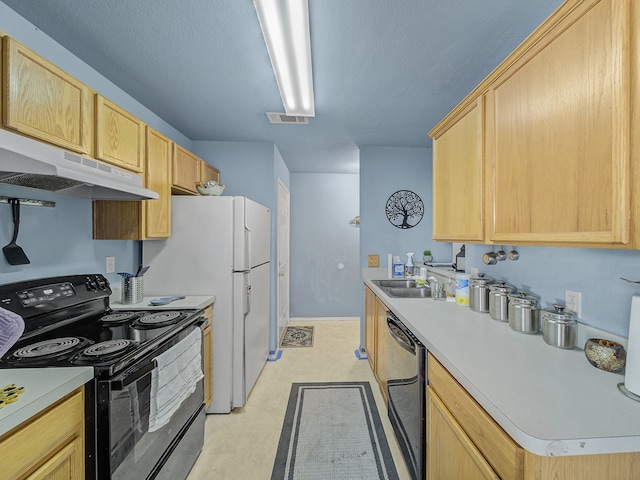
[85,279,97,291]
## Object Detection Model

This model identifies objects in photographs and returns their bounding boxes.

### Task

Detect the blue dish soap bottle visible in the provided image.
[393,256,404,277]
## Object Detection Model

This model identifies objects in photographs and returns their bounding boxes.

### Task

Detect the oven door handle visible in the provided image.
[112,360,157,390]
[387,318,416,355]
[195,316,207,328]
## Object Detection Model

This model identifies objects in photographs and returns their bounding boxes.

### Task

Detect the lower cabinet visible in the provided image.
[375,297,388,402]
[428,353,523,479]
[0,387,84,479]
[427,389,499,479]
[428,353,640,479]
[203,305,213,409]
[364,286,376,373]
[364,286,388,402]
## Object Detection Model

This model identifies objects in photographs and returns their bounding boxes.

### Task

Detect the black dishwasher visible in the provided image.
[386,311,426,480]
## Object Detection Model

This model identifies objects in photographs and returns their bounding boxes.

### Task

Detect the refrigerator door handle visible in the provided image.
[244,272,251,316]
[244,226,251,270]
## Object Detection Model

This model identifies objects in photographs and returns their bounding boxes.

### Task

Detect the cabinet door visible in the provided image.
[172,144,201,195]
[25,437,83,480]
[428,387,500,480]
[431,96,485,242]
[0,388,84,479]
[487,0,631,246]
[144,127,171,238]
[364,287,377,373]
[428,353,523,479]
[2,36,91,154]
[201,162,220,184]
[92,127,170,240]
[95,94,145,173]
[375,297,388,402]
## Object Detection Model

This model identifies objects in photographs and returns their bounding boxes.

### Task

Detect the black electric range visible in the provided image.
[0,274,207,480]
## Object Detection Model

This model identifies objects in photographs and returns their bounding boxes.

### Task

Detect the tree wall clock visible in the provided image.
[385,190,424,229]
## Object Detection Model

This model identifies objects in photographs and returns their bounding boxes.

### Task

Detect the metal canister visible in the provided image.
[542,304,578,349]
[469,273,494,313]
[508,292,541,334]
[488,282,516,322]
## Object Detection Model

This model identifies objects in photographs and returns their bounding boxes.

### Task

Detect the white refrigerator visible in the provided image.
[143,196,271,413]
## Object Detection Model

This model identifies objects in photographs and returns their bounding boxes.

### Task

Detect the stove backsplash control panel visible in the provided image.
[0,274,111,321]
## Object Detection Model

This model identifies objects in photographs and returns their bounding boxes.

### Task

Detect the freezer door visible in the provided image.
[233,197,271,270]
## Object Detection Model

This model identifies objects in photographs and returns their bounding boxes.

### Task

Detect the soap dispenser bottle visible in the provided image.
[405,252,415,277]
[393,256,404,277]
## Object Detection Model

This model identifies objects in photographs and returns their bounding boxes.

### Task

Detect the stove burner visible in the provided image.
[81,339,136,357]
[101,312,138,324]
[13,337,82,358]
[135,311,182,328]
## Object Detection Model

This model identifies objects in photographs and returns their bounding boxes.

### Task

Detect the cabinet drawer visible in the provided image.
[428,354,523,479]
[0,388,84,479]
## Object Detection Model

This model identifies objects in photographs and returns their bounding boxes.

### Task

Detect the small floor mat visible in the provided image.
[280,326,314,348]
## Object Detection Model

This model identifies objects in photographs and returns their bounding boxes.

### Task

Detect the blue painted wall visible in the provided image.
[0,5,187,287]
[290,173,360,317]
[360,146,445,272]
[359,146,441,347]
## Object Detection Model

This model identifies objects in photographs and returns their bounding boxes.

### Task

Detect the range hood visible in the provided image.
[0,128,159,200]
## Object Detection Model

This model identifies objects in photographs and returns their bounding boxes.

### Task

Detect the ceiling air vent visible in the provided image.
[266,112,309,125]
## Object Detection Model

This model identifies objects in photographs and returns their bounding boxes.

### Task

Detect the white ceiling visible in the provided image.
[0,0,563,173]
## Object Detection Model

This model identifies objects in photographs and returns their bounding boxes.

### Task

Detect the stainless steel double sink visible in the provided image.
[372,279,431,298]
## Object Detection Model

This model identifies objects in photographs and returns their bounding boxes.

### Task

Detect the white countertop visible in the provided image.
[363,268,640,457]
[110,295,215,311]
[0,367,93,437]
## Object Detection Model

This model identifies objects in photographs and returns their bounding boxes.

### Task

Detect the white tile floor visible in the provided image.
[187,319,411,479]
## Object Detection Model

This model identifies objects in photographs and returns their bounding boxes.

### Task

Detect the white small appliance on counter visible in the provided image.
[143,196,271,414]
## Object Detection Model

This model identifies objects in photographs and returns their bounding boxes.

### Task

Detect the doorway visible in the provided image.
[277,178,290,341]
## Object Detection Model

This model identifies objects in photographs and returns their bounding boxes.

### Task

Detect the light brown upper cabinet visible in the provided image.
[430,96,484,242]
[95,94,144,173]
[172,144,201,195]
[93,127,171,240]
[2,36,91,154]
[486,0,633,247]
[430,0,639,248]
[201,161,220,184]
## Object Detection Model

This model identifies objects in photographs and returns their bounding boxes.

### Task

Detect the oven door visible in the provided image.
[386,312,426,480]
[97,324,205,480]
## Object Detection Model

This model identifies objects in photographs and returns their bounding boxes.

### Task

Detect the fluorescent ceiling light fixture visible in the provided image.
[254,0,315,117]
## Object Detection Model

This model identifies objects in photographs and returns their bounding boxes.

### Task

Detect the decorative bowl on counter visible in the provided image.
[584,338,626,373]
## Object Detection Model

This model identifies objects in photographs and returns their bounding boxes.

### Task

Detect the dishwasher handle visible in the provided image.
[387,315,416,355]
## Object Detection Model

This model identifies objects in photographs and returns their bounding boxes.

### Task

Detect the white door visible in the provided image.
[277,179,290,341]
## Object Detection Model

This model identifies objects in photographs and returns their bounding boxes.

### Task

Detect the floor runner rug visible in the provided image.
[280,326,314,348]
[271,382,399,480]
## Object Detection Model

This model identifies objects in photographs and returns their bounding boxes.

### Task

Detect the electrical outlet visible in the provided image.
[565,290,581,317]
[367,255,380,267]
[106,256,116,274]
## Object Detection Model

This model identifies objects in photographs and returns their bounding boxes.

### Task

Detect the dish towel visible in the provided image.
[0,307,24,358]
[149,328,204,432]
